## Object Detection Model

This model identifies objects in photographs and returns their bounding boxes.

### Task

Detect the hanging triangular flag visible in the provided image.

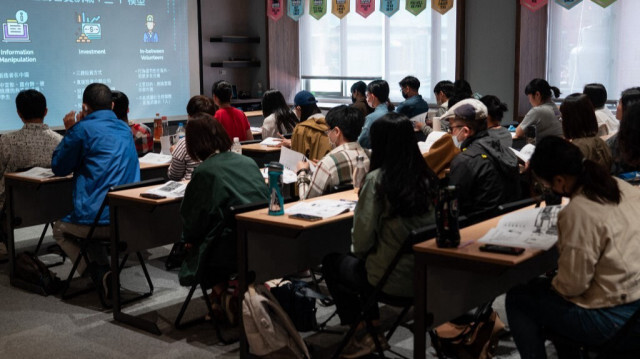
[267,0,284,21]
[406,0,427,16]
[520,0,548,12]
[432,0,454,15]
[356,0,376,18]
[310,0,328,20]
[332,0,351,19]
[591,0,616,8]
[555,0,583,10]
[288,0,304,21]
[380,0,400,17]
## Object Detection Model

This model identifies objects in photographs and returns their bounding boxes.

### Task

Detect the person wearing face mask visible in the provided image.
[394,76,429,119]
[358,80,392,149]
[350,81,373,118]
[447,99,520,215]
[506,136,640,358]
[296,105,369,199]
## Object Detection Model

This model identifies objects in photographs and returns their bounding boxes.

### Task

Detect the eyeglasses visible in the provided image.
[448,125,464,134]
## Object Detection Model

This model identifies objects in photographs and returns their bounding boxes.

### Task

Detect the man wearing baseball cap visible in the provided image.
[448,99,520,215]
[288,90,331,161]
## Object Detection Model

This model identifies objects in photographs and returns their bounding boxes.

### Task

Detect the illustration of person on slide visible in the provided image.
[143,14,158,43]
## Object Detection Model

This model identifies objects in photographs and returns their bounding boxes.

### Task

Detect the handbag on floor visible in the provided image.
[269,278,327,332]
[14,252,63,296]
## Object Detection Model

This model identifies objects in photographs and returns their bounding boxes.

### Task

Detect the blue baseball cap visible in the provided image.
[294,90,318,106]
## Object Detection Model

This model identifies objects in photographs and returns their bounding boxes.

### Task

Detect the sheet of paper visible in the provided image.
[478,205,563,250]
[139,152,172,164]
[250,126,262,133]
[259,137,283,146]
[286,199,357,219]
[417,131,447,154]
[279,146,316,173]
[144,180,187,198]
[18,167,55,179]
[509,144,535,163]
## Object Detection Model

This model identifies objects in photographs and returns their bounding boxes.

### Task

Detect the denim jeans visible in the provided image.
[506,277,640,359]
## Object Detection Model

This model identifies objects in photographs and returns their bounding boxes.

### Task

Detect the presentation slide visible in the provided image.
[0,0,201,132]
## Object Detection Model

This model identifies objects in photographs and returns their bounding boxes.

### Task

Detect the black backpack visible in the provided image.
[14,252,63,296]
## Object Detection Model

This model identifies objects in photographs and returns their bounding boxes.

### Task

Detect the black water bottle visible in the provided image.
[435,185,460,248]
[525,125,537,146]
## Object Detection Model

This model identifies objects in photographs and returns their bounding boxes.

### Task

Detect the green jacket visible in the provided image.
[179,151,269,286]
[352,169,435,297]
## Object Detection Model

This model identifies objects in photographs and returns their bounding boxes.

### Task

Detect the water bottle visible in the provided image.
[231,137,242,154]
[435,185,460,248]
[257,81,263,98]
[267,162,285,216]
[176,122,186,140]
[160,116,170,155]
[153,113,162,140]
[352,155,366,193]
[525,125,536,146]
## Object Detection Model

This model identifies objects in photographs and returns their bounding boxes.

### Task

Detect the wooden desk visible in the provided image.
[236,190,357,357]
[412,213,558,359]
[138,161,169,181]
[4,173,73,288]
[241,143,281,167]
[107,184,183,334]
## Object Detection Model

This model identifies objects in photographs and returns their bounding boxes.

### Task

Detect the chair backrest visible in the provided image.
[329,183,354,194]
[458,197,540,230]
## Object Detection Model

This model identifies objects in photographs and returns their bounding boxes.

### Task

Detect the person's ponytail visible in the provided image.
[550,86,561,99]
[579,159,620,204]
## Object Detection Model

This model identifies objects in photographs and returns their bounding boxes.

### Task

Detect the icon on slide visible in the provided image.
[143,14,158,43]
[2,10,31,43]
[75,12,101,43]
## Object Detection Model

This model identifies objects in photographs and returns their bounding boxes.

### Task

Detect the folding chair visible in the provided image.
[60,177,166,308]
[174,200,270,344]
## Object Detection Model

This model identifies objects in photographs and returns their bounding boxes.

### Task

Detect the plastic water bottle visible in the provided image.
[160,116,171,155]
[176,123,186,140]
[352,155,366,193]
[231,137,242,154]
[267,162,285,216]
[435,185,460,248]
[153,113,162,140]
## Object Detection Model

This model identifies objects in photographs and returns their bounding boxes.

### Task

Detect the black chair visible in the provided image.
[60,177,165,308]
[174,200,270,344]
[329,183,354,194]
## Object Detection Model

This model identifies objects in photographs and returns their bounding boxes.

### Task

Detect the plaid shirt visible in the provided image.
[305,142,370,199]
[130,122,153,156]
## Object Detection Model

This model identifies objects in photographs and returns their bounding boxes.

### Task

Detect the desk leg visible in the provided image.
[237,224,249,358]
[414,255,427,359]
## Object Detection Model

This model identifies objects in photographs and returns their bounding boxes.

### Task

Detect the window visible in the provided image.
[547,1,640,100]
[299,0,457,103]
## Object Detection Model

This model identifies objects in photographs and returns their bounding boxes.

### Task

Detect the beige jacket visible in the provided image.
[291,114,331,161]
[553,178,640,308]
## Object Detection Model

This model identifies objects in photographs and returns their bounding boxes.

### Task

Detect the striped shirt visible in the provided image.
[305,142,370,199]
[167,137,201,181]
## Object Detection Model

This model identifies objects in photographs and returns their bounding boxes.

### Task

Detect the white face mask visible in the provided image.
[452,135,461,148]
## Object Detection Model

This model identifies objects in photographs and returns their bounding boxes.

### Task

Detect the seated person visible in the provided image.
[423,133,460,179]
[514,78,563,143]
[0,89,62,254]
[448,100,520,215]
[212,80,253,141]
[322,113,436,356]
[168,95,216,181]
[618,102,640,178]
[112,90,153,156]
[607,87,640,175]
[52,83,139,293]
[260,89,298,138]
[350,81,373,117]
[395,75,429,119]
[560,94,612,170]
[583,83,619,136]
[507,137,640,358]
[295,105,370,199]
[284,90,332,161]
[178,113,268,298]
[480,95,512,148]
[358,80,392,149]
[433,80,454,117]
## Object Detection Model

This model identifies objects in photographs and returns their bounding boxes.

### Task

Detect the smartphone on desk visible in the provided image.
[140,192,166,199]
[289,213,322,221]
[479,244,525,256]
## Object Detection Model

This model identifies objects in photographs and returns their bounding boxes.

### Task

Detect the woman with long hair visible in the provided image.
[559,93,612,169]
[357,79,392,149]
[323,112,436,356]
[514,78,563,143]
[506,136,640,358]
[260,89,298,138]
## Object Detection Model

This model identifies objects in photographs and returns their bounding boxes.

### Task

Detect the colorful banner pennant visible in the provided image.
[555,0,583,10]
[310,0,328,20]
[591,0,616,8]
[406,0,427,16]
[432,0,454,15]
[288,0,304,21]
[380,0,399,17]
[520,0,548,12]
[267,0,284,21]
[332,0,351,19]
[356,0,376,18]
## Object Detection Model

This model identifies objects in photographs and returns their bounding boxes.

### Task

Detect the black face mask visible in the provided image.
[401,90,409,100]
[351,96,357,104]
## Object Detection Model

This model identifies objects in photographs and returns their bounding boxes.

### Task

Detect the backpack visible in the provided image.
[242,283,310,359]
[14,252,63,296]
[270,278,328,332]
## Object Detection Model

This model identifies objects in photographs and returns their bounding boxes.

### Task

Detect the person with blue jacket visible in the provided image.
[357,80,392,149]
[52,83,140,293]
[394,75,429,119]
